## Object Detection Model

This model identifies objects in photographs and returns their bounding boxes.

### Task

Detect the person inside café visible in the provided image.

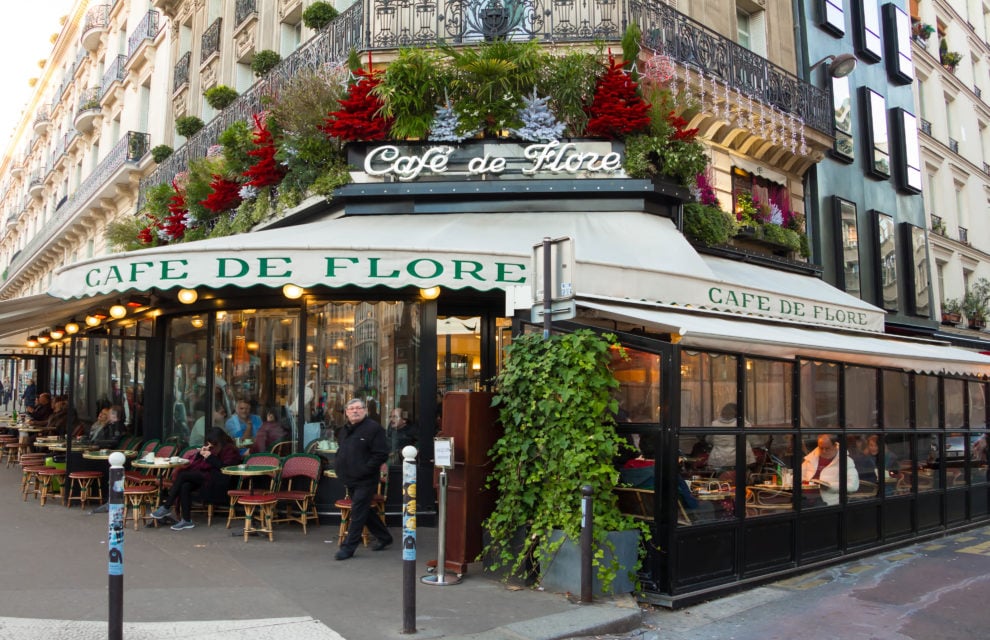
[105,405,127,440]
[225,398,262,440]
[77,407,112,442]
[150,427,242,530]
[706,403,757,478]
[191,403,226,447]
[45,397,75,438]
[250,407,287,453]
[21,379,37,414]
[27,392,53,426]
[386,408,416,463]
[801,434,859,506]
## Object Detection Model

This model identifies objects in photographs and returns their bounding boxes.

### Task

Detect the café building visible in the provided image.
[4,139,989,605]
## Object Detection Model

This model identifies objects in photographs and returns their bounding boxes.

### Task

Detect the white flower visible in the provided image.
[206,145,224,157]
[239,185,258,200]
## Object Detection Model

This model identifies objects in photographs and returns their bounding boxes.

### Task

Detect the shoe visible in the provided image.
[371,538,393,551]
[334,549,354,561]
[150,506,171,520]
[170,519,195,531]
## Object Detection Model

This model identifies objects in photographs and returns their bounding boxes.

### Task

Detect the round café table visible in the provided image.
[82,450,141,514]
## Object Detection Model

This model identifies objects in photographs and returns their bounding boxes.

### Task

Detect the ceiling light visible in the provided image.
[125,295,150,308]
[420,286,441,300]
[26,336,38,348]
[85,315,102,327]
[65,321,79,335]
[37,333,50,344]
[177,288,198,304]
[109,304,127,319]
[282,284,304,299]
[190,316,204,328]
[50,327,65,340]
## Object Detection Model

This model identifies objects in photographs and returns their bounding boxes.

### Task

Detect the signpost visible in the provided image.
[422,437,460,586]
[532,237,575,338]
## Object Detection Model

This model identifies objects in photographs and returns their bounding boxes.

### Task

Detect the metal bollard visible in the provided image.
[401,445,418,634]
[107,451,126,640]
[421,460,461,586]
[580,484,593,604]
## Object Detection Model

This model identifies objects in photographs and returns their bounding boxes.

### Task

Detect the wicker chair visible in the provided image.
[223,453,281,529]
[272,453,321,534]
[335,463,388,546]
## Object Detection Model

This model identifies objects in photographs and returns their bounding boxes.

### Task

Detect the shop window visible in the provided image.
[847,432,883,500]
[970,432,988,485]
[968,381,987,428]
[944,379,965,428]
[437,315,481,394]
[611,347,661,424]
[164,315,210,445]
[854,0,883,62]
[744,358,793,428]
[799,360,839,429]
[834,197,861,297]
[862,88,890,179]
[820,0,845,35]
[903,224,930,317]
[873,211,898,312]
[883,3,913,83]
[883,370,910,428]
[884,433,913,495]
[844,365,877,428]
[730,167,795,227]
[744,432,795,518]
[832,75,854,161]
[800,432,854,508]
[918,433,942,491]
[679,351,737,428]
[893,108,922,193]
[915,374,940,428]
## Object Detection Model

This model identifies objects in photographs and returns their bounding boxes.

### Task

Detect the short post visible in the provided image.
[107,451,126,640]
[580,484,593,604]
[401,445,418,634]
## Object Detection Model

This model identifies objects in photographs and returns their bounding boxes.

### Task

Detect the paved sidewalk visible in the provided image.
[0,457,640,639]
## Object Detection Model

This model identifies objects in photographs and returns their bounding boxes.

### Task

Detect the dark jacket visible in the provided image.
[185,443,242,504]
[335,416,388,486]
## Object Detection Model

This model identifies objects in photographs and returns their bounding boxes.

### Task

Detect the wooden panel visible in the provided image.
[916,492,942,531]
[845,503,881,548]
[945,489,967,524]
[798,512,840,561]
[882,498,914,539]
[673,528,737,587]
[743,519,794,574]
[969,486,989,518]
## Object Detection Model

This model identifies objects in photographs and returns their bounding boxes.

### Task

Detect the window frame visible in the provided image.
[854,0,883,62]
[862,87,891,179]
[831,74,855,161]
[873,210,898,312]
[892,107,922,193]
[820,0,846,36]
[882,2,914,84]
[833,196,861,297]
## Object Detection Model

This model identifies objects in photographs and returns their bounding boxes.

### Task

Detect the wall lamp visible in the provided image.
[50,326,65,340]
[809,53,858,78]
[177,288,198,304]
[419,286,441,300]
[282,284,304,300]
[109,303,128,319]
[65,321,80,335]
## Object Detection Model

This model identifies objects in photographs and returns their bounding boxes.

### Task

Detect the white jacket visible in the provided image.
[802,448,860,506]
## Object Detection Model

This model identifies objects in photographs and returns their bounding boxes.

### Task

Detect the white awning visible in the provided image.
[0,293,121,343]
[577,298,990,376]
[49,210,884,333]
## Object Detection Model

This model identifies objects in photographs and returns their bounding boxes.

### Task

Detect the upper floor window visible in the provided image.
[821,0,845,35]
[736,3,767,56]
[862,88,890,179]
[834,197,861,297]
[874,211,898,312]
[855,0,883,62]
[893,108,922,193]
[832,75,854,160]
[883,3,913,83]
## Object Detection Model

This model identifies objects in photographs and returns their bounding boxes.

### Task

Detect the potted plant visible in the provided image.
[175,115,205,138]
[931,218,946,236]
[151,144,173,163]
[482,329,647,596]
[204,85,239,110]
[941,298,962,325]
[912,22,935,45]
[251,50,282,77]
[302,1,338,30]
[963,290,987,329]
[683,202,736,247]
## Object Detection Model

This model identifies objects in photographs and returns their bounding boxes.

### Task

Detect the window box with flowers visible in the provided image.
[941,298,962,325]
[912,22,935,46]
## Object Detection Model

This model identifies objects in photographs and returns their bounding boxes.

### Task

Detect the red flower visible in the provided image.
[584,54,651,138]
[321,67,394,142]
[199,174,243,213]
[243,113,286,188]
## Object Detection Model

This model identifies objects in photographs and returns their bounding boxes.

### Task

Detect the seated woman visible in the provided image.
[250,408,287,453]
[150,427,241,530]
[77,408,111,442]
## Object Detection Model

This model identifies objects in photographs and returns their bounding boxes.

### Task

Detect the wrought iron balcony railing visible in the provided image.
[949,137,959,153]
[201,18,222,63]
[959,226,969,244]
[127,10,160,63]
[7,132,150,278]
[82,4,110,38]
[173,51,191,93]
[102,54,127,98]
[76,87,102,116]
[139,0,830,207]
[930,214,942,232]
[235,0,256,29]
[920,118,932,135]
[33,104,51,128]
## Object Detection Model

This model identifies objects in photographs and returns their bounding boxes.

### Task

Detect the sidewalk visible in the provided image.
[0,458,641,640]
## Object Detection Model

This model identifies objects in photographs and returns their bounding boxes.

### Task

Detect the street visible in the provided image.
[590,524,990,640]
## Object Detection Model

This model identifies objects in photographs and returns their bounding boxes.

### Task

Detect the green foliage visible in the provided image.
[483,330,647,592]
[346,49,363,74]
[141,182,174,219]
[183,155,227,222]
[106,214,155,252]
[217,120,255,176]
[539,50,602,137]
[175,115,205,138]
[624,84,707,186]
[443,40,544,136]
[251,50,282,77]
[151,145,173,163]
[210,187,272,237]
[302,1,339,30]
[761,221,801,252]
[942,298,962,315]
[374,48,448,140]
[683,203,735,247]
[204,85,239,110]
[963,278,990,322]
[621,23,641,76]
[270,69,345,136]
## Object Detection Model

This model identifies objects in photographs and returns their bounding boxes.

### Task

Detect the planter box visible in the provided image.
[941,312,961,325]
[539,529,639,596]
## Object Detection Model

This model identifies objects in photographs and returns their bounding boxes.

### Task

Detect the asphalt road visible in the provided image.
[586,524,990,640]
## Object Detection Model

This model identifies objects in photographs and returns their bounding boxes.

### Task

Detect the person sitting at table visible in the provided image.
[45,398,74,438]
[225,398,262,440]
[27,392,53,426]
[801,434,859,506]
[706,403,756,479]
[190,403,225,447]
[250,408,287,453]
[150,427,241,530]
[104,405,126,440]
[75,407,110,441]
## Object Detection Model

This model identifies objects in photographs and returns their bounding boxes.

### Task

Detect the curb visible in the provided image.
[444,598,643,640]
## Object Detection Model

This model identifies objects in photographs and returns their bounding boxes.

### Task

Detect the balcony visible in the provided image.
[28,170,45,198]
[931,214,944,235]
[74,87,102,132]
[959,227,969,244]
[81,4,110,52]
[101,54,127,101]
[173,51,191,93]
[126,10,160,66]
[949,137,959,153]
[235,0,256,29]
[10,160,24,178]
[984,162,990,176]
[139,0,831,208]
[201,18,222,65]
[33,104,51,135]
[920,118,932,135]
[4,131,150,284]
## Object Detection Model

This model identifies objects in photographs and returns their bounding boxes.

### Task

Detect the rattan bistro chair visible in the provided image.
[272,453,321,534]
[224,453,281,529]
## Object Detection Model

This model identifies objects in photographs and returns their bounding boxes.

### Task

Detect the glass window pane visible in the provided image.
[438,315,482,394]
[901,110,922,191]
[682,475,736,524]
[861,0,882,58]
[876,212,898,311]
[945,379,965,428]
[823,0,845,34]
[916,375,939,428]
[847,433,882,500]
[164,315,210,446]
[844,366,877,428]
[745,358,792,428]
[888,3,913,80]
[800,360,839,430]
[837,197,860,296]
[867,90,890,176]
[885,433,912,495]
[745,431,794,517]
[883,370,910,428]
[971,432,988,485]
[800,433,855,507]
[613,347,661,423]
[969,381,986,428]
[679,351,737,428]
[832,75,854,159]
[918,433,941,491]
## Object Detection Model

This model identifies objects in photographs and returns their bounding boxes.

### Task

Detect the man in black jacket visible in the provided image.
[335,398,392,560]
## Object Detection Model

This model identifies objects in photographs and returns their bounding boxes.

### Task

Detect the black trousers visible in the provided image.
[340,481,391,552]
[164,469,207,520]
